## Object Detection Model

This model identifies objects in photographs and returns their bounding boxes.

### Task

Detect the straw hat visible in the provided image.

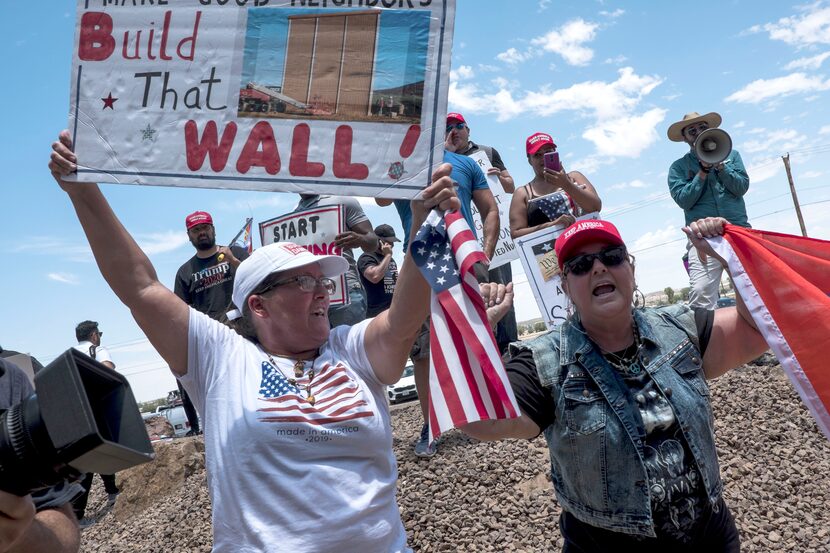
[667,111,722,142]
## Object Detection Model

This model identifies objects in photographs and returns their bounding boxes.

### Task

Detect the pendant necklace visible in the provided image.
[265,350,319,405]
[601,324,644,375]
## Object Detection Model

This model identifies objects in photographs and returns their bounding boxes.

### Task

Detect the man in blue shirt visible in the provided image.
[667,111,750,309]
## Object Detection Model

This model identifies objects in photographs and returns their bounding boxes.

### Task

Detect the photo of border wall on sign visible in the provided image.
[259,205,349,306]
[65,1,455,198]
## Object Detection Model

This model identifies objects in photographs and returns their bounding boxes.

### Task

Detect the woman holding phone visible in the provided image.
[509,132,602,239]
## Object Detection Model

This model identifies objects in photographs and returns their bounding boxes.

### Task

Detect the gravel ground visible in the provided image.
[79,357,830,552]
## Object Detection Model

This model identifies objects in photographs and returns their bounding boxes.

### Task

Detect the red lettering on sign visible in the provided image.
[79,12,115,61]
[333,125,368,180]
[184,120,237,172]
[237,121,281,175]
[289,124,325,177]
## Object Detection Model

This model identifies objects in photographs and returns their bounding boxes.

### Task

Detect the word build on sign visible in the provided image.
[66,1,456,198]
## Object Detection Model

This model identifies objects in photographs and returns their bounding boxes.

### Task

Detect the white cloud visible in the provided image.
[733,121,746,129]
[630,224,681,253]
[496,47,534,65]
[610,179,650,191]
[136,231,190,256]
[599,9,626,18]
[604,55,628,65]
[725,72,830,104]
[801,170,823,178]
[740,128,808,155]
[48,273,79,285]
[784,51,830,70]
[531,19,600,66]
[746,160,783,184]
[538,0,551,11]
[450,64,475,81]
[820,125,830,134]
[751,5,830,48]
[448,67,665,159]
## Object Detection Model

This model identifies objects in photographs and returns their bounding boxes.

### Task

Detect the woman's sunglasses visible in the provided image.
[562,245,628,276]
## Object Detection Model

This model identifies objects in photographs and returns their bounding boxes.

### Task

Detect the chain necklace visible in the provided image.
[601,324,644,375]
[264,350,319,406]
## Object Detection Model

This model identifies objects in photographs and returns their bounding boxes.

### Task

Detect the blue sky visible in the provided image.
[3,1,830,402]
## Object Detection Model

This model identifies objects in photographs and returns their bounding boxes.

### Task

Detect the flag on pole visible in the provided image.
[230,218,254,254]
[709,225,830,442]
[411,210,520,443]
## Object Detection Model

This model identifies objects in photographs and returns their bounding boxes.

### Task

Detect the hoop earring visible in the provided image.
[633,285,646,309]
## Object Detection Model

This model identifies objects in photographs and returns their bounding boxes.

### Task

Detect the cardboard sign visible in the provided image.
[467,150,517,269]
[66,1,456,198]
[259,205,348,305]
[515,212,600,329]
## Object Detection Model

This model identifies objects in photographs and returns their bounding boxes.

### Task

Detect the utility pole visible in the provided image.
[782,153,808,237]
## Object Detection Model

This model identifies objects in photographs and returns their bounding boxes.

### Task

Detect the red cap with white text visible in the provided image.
[554,220,625,270]
[446,112,466,124]
[525,132,557,155]
[185,211,213,230]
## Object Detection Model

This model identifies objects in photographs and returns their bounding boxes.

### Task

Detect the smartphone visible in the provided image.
[543,151,561,172]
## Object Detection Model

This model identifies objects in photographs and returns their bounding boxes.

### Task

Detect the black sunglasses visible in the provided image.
[563,245,628,276]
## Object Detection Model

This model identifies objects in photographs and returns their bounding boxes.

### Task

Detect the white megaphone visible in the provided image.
[694,128,732,165]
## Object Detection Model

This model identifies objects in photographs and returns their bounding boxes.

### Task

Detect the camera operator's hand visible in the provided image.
[0,491,35,552]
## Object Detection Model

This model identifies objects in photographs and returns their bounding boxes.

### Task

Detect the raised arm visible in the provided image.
[683,217,769,379]
[363,164,458,384]
[49,131,190,376]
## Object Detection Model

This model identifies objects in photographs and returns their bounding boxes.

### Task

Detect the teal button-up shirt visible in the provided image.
[668,149,750,227]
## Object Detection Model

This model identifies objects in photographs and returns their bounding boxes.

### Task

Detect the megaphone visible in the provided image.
[694,128,732,165]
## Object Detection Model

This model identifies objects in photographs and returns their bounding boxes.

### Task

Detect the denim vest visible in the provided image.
[513,305,722,537]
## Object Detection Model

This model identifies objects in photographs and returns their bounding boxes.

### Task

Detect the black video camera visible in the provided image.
[0,349,154,496]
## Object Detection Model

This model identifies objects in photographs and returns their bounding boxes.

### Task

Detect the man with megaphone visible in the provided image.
[667,111,750,309]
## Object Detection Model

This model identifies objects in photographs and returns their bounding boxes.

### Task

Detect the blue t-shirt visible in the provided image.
[393,151,489,249]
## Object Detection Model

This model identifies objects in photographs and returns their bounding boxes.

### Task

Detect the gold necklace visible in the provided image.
[265,351,319,406]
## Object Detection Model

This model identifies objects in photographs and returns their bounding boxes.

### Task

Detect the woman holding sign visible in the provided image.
[470,218,769,551]
[49,130,459,553]
[509,132,602,239]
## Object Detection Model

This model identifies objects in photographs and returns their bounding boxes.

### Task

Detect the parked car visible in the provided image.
[153,404,192,437]
[387,362,418,404]
[716,297,736,309]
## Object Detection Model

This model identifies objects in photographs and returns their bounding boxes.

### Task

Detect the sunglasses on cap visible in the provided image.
[562,245,628,276]
[446,123,466,133]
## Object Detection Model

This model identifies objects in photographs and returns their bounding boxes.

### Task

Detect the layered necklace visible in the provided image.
[265,350,320,405]
[601,324,644,376]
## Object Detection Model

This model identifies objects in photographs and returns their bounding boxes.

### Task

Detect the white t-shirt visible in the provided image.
[73,341,115,367]
[180,309,409,553]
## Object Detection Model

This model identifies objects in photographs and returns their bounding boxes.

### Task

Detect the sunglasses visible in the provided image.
[259,275,337,296]
[446,123,466,133]
[562,245,628,276]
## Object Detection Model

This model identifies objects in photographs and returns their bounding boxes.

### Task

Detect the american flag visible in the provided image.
[256,360,374,425]
[528,190,574,221]
[411,210,520,443]
[230,218,254,254]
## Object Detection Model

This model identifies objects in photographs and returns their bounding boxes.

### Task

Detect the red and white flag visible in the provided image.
[411,210,520,443]
[710,225,830,441]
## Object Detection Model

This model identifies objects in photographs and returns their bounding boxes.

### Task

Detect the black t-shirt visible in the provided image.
[174,245,249,319]
[357,251,398,317]
[506,309,715,541]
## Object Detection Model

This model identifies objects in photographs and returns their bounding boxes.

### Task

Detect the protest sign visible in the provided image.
[259,205,348,305]
[515,212,600,329]
[467,150,516,269]
[66,1,455,198]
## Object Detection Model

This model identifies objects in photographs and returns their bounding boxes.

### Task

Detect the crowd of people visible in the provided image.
[0,104,779,553]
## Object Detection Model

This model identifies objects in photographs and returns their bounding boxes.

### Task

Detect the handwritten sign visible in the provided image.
[66,1,456,198]
[259,205,348,305]
[515,212,600,329]
[467,150,516,269]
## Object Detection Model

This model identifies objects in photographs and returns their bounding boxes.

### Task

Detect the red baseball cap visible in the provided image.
[555,220,625,270]
[526,132,557,155]
[185,211,213,230]
[447,112,466,124]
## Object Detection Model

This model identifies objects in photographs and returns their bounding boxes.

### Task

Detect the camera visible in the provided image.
[0,349,154,496]
[543,151,561,172]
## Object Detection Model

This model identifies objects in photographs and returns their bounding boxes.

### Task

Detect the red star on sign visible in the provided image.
[101,93,118,110]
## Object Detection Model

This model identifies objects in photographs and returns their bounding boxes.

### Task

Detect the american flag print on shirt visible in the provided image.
[528,190,574,222]
[411,210,520,444]
[256,360,375,426]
